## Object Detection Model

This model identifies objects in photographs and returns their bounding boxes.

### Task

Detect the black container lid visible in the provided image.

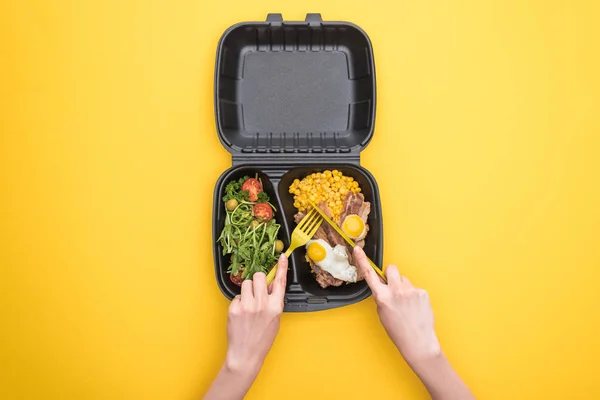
[215,13,376,165]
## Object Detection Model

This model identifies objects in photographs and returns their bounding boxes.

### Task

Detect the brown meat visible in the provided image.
[312,264,344,287]
[319,202,347,248]
[340,192,364,218]
[295,203,346,248]
[340,193,371,237]
[295,204,345,288]
[294,194,372,288]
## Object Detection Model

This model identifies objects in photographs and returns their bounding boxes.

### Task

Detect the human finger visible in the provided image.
[253,272,268,302]
[354,247,385,291]
[270,254,288,299]
[241,278,254,303]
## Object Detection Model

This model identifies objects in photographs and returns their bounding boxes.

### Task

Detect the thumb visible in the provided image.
[270,254,288,298]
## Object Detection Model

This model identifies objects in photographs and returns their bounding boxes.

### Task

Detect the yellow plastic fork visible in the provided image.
[266,208,323,286]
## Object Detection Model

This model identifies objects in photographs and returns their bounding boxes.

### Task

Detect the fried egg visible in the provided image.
[305,239,357,282]
[341,214,367,241]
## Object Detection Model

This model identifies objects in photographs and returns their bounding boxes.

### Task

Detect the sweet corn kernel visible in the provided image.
[291,170,362,222]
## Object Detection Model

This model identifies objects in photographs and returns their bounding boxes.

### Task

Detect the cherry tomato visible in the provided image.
[253,203,273,221]
[242,178,263,202]
[230,269,243,286]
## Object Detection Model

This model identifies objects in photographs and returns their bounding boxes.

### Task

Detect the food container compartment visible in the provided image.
[277,166,382,298]
[213,168,292,300]
[212,14,381,312]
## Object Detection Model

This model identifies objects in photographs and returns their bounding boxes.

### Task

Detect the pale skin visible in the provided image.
[204,249,475,400]
[203,255,288,400]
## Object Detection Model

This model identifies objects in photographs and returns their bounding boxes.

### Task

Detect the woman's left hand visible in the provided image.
[204,255,288,400]
[225,254,288,375]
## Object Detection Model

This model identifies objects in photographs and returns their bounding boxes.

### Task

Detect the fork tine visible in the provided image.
[304,213,323,235]
[298,208,317,230]
[307,219,323,238]
[296,209,312,230]
[302,211,320,233]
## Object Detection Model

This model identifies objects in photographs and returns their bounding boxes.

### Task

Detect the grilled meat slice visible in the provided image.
[294,194,372,288]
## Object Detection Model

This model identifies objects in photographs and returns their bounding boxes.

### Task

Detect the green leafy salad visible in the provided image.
[217,175,284,286]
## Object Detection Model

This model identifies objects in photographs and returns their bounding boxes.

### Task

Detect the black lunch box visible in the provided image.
[212,13,383,312]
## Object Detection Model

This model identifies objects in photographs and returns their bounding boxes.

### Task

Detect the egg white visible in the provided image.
[342,214,368,241]
[306,239,357,282]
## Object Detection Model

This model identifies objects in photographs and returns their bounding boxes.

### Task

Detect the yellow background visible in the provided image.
[1,0,599,399]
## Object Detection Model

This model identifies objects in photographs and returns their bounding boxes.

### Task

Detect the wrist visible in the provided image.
[401,339,443,367]
[224,351,263,379]
[206,355,262,400]
[404,351,474,399]
[405,348,446,373]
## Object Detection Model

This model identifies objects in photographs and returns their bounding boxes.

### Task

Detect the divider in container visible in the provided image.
[262,177,302,290]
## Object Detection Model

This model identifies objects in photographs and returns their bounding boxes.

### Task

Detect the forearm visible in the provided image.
[203,360,260,400]
[408,353,475,400]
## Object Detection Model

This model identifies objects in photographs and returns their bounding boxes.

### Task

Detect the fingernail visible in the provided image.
[354,246,363,255]
[279,254,286,261]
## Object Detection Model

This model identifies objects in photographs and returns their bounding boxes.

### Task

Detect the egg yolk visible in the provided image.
[342,215,365,238]
[307,242,327,262]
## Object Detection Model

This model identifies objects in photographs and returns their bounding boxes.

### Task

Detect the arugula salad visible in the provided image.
[217,175,284,286]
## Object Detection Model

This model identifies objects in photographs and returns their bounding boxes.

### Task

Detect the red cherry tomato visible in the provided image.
[241,178,263,202]
[253,203,273,221]
[230,270,243,286]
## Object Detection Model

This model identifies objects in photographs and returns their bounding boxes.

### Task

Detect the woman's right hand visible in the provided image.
[354,246,475,399]
[353,247,441,365]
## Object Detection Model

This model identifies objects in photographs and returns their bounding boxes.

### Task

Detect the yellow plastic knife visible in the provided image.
[308,200,386,282]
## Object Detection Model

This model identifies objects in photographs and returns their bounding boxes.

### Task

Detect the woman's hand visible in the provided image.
[354,247,440,364]
[354,247,474,400]
[204,255,288,400]
[225,255,288,374]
